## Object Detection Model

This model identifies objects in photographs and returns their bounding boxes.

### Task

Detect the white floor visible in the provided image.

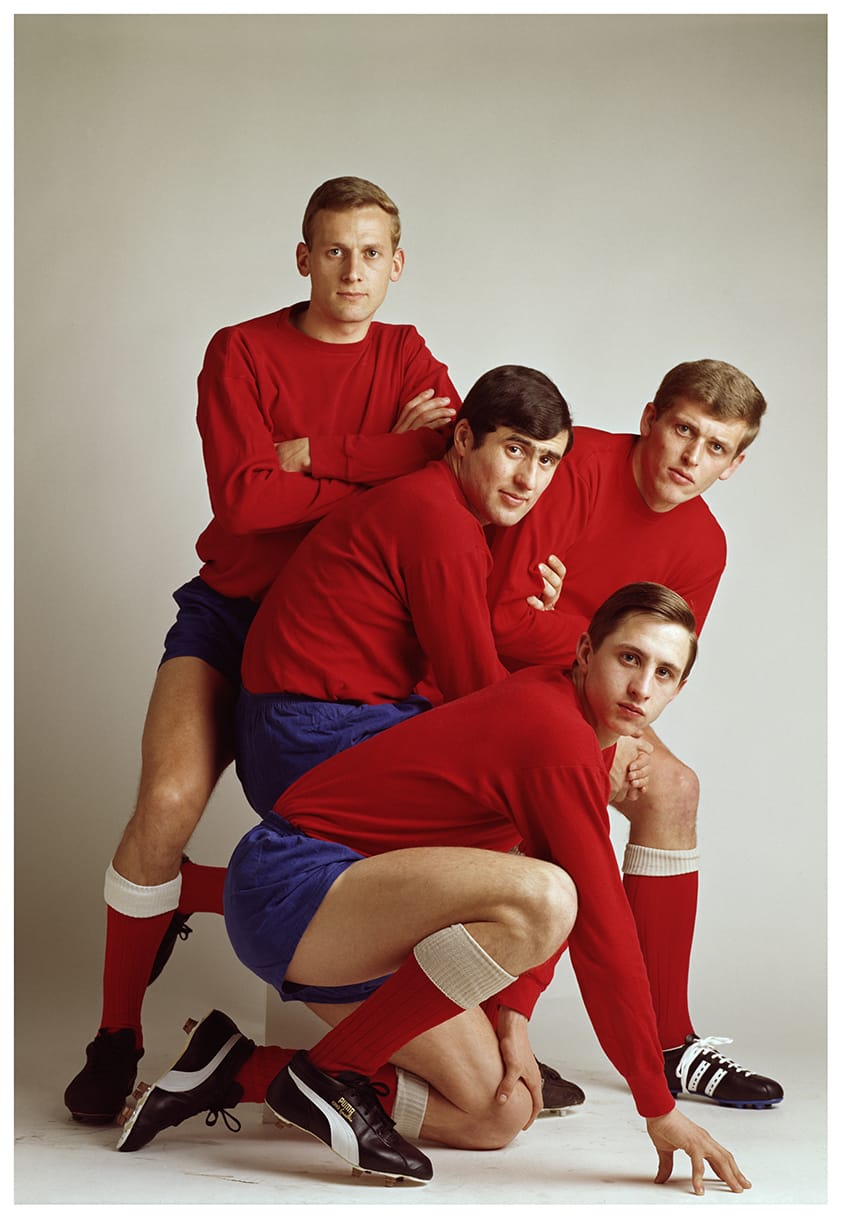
[14,980,829,1212]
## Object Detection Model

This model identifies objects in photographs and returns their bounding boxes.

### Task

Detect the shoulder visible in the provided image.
[204,308,289,354]
[567,426,634,466]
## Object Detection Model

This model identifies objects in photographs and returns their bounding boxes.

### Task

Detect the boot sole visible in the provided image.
[267,1102,429,1184]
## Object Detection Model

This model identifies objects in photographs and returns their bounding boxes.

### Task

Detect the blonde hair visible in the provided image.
[652,359,766,454]
[302,177,401,250]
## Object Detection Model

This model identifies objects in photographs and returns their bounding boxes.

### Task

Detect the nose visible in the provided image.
[628,666,653,701]
[682,437,704,466]
[342,250,363,281]
[514,456,538,492]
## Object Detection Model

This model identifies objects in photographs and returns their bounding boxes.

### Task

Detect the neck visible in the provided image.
[570,667,618,749]
[442,450,488,525]
[293,304,372,345]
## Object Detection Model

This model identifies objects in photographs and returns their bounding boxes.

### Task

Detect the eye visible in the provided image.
[656,666,673,680]
[620,651,639,666]
[710,442,724,455]
[676,423,692,436]
[326,247,342,257]
[539,453,558,467]
[506,443,524,456]
[364,248,381,259]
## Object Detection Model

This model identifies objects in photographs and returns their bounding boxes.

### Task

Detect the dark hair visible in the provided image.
[652,359,766,454]
[453,365,573,453]
[302,177,401,250]
[587,582,698,680]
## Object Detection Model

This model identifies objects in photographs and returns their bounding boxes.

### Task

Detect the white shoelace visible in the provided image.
[676,1035,752,1094]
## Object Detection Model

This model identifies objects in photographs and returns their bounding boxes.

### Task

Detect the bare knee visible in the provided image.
[114,773,209,883]
[511,862,577,965]
[428,1084,532,1151]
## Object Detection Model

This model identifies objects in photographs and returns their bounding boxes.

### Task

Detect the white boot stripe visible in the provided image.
[289,1065,360,1168]
[155,1034,242,1093]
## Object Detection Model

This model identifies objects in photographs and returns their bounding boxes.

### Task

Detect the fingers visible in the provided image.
[495,1060,521,1106]
[393,389,456,432]
[654,1149,673,1185]
[707,1147,751,1194]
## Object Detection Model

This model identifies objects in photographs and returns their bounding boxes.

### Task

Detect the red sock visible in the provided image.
[234,1045,294,1102]
[232,1048,397,1109]
[368,1062,398,1115]
[179,859,226,915]
[308,953,462,1078]
[623,871,697,1049]
[100,907,174,1045]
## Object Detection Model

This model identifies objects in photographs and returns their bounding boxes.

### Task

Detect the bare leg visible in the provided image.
[113,656,238,884]
[288,846,575,986]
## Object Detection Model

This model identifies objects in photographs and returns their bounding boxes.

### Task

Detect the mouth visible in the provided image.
[668,467,695,487]
[499,491,528,508]
[617,702,645,718]
[337,292,367,302]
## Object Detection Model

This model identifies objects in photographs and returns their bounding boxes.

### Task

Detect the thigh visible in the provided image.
[289,844,548,986]
[139,655,238,801]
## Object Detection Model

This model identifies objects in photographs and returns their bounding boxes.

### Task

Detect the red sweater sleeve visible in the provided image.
[309,340,460,482]
[510,763,675,1117]
[403,542,508,703]
[198,329,361,535]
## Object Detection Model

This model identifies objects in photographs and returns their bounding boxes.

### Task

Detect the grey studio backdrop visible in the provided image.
[15,11,826,1109]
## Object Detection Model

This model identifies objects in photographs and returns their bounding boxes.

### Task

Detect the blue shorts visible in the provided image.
[235,688,431,814]
[224,816,390,1005]
[160,577,258,689]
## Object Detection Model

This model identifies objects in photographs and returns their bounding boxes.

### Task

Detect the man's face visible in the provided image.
[296,206,404,341]
[632,397,748,513]
[452,419,569,527]
[575,613,690,745]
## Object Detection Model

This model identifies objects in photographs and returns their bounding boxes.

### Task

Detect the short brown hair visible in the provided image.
[652,359,766,454]
[301,177,401,250]
[587,582,698,681]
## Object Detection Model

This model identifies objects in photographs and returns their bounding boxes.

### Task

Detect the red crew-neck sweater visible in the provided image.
[487,427,726,667]
[242,460,507,704]
[275,666,675,1119]
[195,304,459,601]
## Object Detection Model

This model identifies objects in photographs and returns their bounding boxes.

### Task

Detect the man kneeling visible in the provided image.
[117,584,751,1196]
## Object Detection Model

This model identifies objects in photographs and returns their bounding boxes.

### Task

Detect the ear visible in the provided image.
[717,452,746,483]
[639,402,656,437]
[575,632,593,671]
[389,247,406,283]
[452,417,474,456]
[296,242,311,278]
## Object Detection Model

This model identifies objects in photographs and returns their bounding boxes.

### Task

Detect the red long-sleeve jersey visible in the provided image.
[487,427,726,668]
[242,460,508,704]
[195,304,460,600]
[276,666,676,1118]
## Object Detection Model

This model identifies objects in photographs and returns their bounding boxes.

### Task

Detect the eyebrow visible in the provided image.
[505,433,565,459]
[616,643,681,677]
[672,416,736,453]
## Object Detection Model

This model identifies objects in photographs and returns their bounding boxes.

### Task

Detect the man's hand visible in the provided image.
[526,554,566,612]
[646,1109,751,1196]
[609,733,654,802]
[494,1007,543,1128]
[391,388,456,433]
[275,437,311,473]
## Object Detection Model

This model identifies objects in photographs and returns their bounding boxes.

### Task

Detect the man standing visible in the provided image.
[65,176,459,1124]
[485,359,782,1106]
